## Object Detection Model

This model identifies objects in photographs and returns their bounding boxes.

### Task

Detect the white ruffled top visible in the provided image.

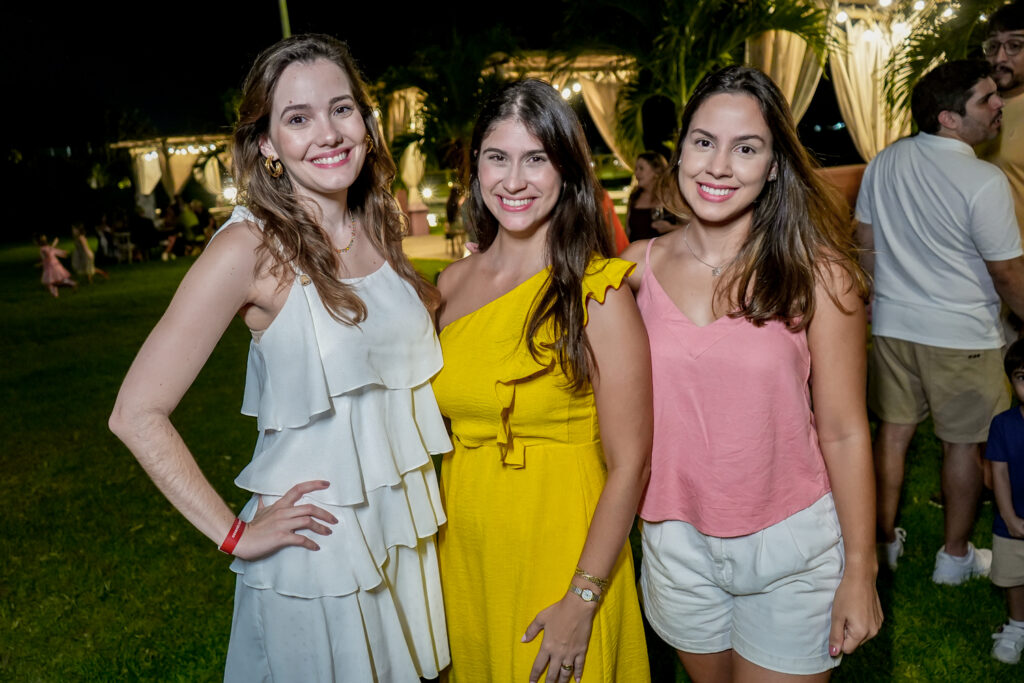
[215,206,451,598]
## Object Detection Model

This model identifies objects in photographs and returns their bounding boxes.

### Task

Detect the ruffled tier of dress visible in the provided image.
[223,229,451,598]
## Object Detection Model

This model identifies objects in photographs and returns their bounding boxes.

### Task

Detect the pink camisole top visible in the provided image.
[635,239,831,537]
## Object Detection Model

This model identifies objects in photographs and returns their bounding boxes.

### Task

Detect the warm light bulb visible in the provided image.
[836,10,849,22]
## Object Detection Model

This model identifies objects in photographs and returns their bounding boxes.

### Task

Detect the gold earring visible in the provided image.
[263,156,284,178]
[364,135,374,154]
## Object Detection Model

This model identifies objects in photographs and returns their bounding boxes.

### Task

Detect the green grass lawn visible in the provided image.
[0,241,1012,681]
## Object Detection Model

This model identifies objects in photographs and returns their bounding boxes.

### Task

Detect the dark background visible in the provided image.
[2,2,859,240]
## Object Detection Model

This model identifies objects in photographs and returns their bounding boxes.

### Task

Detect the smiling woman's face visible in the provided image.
[259,59,369,204]
[677,92,775,229]
[477,118,562,236]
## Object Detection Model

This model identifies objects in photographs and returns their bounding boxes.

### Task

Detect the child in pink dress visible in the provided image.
[37,235,77,297]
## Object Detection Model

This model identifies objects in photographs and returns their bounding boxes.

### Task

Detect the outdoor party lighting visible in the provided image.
[942,7,953,18]
[421,186,434,199]
[223,187,238,202]
[836,10,849,22]
[427,213,438,228]
[879,0,892,6]
[913,1,925,10]
[572,82,582,93]
[561,87,572,99]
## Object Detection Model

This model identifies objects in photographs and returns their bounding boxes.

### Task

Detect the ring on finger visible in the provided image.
[560,663,573,672]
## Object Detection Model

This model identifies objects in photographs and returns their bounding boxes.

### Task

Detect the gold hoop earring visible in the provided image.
[263,156,284,178]
[364,135,374,154]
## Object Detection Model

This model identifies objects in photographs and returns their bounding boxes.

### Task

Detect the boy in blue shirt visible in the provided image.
[988,338,1024,664]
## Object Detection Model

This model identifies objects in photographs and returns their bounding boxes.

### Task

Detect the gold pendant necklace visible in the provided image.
[682,226,736,277]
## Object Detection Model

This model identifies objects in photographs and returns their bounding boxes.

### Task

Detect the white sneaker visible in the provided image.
[931,543,992,585]
[878,527,907,570]
[992,623,1024,664]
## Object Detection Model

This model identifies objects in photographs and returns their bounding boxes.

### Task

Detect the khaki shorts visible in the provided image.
[868,336,1009,443]
[991,534,1024,587]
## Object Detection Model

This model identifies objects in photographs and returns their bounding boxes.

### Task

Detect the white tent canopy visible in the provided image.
[110,135,232,203]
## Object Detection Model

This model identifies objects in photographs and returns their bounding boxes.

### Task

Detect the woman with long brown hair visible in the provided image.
[110,34,450,681]
[433,79,652,683]
[622,66,882,682]
[626,151,674,242]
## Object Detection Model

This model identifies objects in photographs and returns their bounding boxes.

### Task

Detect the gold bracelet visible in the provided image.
[574,566,609,590]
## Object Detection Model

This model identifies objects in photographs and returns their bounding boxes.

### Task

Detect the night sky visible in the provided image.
[3,1,860,167]
[4,1,557,149]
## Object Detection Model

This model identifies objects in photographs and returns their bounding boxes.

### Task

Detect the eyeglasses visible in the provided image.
[982,37,1024,57]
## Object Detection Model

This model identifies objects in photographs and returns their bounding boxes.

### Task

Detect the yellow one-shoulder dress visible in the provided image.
[433,257,650,683]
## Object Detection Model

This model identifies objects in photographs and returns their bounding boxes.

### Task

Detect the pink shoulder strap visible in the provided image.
[644,237,657,266]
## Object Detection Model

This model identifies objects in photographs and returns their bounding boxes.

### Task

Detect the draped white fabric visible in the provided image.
[745,30,823,123]
[130,148,162,196]
[166,153,199,195]
[386,87,425,144]
[578,77,633,170]
[198,156,223,197]
[829,17,912,162]
[399,141,427,209]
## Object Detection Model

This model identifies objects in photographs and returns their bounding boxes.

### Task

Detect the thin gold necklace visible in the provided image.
[335,215,356,254]
[681,226,736,277]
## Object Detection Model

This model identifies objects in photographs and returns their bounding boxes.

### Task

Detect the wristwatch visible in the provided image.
[569,584,602,603]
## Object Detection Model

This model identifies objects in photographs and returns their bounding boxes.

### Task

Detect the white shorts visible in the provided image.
[641,493,845,675]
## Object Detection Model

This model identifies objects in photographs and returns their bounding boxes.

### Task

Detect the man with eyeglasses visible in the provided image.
[980,1,1024,241]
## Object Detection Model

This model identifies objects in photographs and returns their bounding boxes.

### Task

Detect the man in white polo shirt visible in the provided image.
[856,60,1024,585]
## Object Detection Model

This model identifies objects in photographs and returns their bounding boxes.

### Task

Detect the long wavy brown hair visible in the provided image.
[234,33,438,323]
[655,66,868,329]
[466,80,614,391]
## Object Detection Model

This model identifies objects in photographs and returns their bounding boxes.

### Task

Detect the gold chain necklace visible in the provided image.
[335,215,356,254]
[681,226,736,277]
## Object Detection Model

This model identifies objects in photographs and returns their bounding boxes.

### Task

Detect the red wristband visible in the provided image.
[219,518,246,554]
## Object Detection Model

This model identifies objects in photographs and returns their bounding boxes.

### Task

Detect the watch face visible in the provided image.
[581,588,594,601]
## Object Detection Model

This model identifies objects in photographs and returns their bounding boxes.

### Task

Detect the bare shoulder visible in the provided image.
[436,255,477,298]
[815,253,864,307]
[203,220,263,262]
[619,240,649,291]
